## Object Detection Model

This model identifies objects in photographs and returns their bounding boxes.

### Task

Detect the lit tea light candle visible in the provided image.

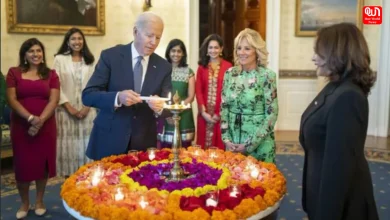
[206,197,218,207]
[245,161,255,170]
[139,196,149,209]
[148,151,155,160]
[229,184,241,198]
[205,190,219,207]
[229,188,239,198]
[208,147,218,160]
[210,152,217,158]
[114,188,124,201]
[192,145,201,157]
[91,166,104,186]
[128,150,138,157]
[229,190,238,198]
[250,167,260,179]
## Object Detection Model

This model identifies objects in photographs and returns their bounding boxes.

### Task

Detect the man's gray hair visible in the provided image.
[134,12,164,31]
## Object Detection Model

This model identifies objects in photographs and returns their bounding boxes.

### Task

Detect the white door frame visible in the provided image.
[368,0,390,137]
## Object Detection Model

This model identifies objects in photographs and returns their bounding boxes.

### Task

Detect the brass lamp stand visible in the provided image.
[164,91,189,181]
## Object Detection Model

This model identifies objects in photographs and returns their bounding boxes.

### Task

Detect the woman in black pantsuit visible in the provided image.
[299,23,379,220]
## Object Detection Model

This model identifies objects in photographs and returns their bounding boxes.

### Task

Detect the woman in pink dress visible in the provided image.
[6,38,60,219]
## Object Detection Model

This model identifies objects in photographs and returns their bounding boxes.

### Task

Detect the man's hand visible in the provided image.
[147,95,164,113]
[77,107,90,119]
[118,90,142,106]
[28,125,40,136]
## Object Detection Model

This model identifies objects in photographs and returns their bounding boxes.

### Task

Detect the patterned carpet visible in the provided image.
[1,143,389,220]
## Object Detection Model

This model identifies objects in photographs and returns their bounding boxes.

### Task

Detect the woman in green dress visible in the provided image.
[220,28,278,162]
[157,39,195,148]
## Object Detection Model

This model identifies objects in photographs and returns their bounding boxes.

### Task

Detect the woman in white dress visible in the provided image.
[53,27,96,177]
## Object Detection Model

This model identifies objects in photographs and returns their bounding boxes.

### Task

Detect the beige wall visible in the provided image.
[277,0,382,131]
[1,0,189,75]
[279,0,382,71]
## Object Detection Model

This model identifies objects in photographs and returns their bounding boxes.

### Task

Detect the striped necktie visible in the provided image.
[133,56,143,93]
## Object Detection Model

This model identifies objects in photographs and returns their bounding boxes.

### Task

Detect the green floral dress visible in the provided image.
[220,65,278,162]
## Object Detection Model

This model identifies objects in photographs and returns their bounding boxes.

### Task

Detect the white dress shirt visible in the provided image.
[115,43,150,107]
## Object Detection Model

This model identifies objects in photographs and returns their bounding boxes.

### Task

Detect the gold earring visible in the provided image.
[41,60,44,63]
[24,59,27,64]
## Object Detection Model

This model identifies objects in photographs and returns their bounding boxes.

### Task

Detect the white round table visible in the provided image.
[63,197,283,220]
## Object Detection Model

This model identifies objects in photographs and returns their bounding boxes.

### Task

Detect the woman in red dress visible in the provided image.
[6,38,60,219]
[195,34,232,150]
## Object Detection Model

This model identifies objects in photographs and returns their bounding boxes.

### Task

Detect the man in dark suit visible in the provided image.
[82,12,172,160]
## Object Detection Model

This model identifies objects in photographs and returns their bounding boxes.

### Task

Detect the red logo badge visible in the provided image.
[363,6,382,25]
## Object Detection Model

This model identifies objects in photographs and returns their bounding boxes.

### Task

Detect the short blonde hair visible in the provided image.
[233,28,268,67]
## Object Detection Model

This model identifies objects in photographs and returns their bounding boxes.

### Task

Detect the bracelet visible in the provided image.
[27,115,34,122]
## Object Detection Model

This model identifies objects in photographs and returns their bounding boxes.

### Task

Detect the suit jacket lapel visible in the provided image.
[65,55,76,80]
[81,59,90,87]
[300,81,339,131]
[141,53,158,96]
[120,43,134,90]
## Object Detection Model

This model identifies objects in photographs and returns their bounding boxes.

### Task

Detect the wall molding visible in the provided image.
[279,70,317,79]
[279,70,379,80]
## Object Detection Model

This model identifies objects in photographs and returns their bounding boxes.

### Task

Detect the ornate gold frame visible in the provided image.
[295,0,363,37]
[6,0,105,35]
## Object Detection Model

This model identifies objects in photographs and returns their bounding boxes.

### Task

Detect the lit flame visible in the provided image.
[91,166,104,186]
[229,186,239,198]
[167,92,172,105]
[250,167,260,179]
[148,151,156,160]
[139,196,149,209]
[114,188,124,201]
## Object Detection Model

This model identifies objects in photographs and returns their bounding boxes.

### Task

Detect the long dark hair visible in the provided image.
[315,23,376,96]
[18,38,50,79]
[198,34,225,67]
[165,39,188,67]
[55,27,95,65]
